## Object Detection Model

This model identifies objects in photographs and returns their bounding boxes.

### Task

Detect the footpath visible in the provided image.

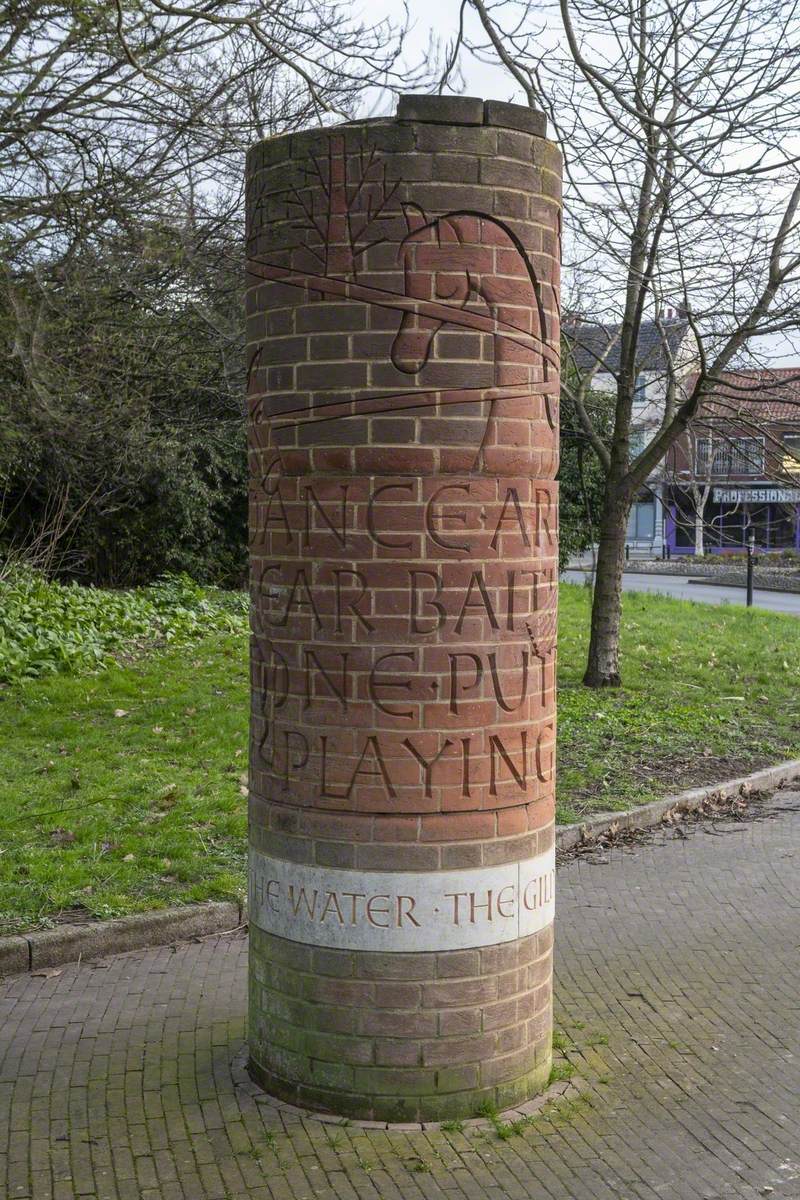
[1,791,798,1199]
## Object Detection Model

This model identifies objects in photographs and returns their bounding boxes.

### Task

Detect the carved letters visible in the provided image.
[255,723,556,800]
[248,136,559,821]
[251,475,557,812]
[256,479,557,556]
[255,564,554,638]
[248,848,557,951]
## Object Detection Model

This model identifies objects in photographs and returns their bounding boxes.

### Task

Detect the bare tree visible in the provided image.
[1,0,416,272]
[1,0,428,581]
[445,0,800,684]
[663,425,714,556]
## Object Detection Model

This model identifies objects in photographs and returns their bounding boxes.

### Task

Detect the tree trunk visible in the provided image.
[583,490,631,687]
[693,485,707,556]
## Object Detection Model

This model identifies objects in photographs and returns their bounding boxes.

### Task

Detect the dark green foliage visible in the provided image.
[61,424,248,588]
[557,385,612,569]
[0,227,247,586]
[3,247,618,585]
[557,434,606,569]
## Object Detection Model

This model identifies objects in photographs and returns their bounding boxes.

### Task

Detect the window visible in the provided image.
[695,437,712,474]
[783,434,800,476]
[630,428,649,456]
[627,497,656,540]
[694,436,764,477]
[729,438,764,474]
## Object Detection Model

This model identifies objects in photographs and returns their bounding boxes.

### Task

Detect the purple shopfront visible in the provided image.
[666,485,800,554]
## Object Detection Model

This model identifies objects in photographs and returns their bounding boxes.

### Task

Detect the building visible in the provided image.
[664,369,800,554]
[563,315,697,554]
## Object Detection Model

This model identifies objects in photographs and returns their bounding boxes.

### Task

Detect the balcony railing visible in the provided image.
[695,437,765,477]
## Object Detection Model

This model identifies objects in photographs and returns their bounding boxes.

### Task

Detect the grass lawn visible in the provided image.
[557,584,800,820]
[2,582,799,931]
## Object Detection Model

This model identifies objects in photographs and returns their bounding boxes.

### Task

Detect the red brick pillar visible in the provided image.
[246,94,561,1122]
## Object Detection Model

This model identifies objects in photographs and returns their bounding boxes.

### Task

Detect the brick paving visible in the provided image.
[1,791,798,1200]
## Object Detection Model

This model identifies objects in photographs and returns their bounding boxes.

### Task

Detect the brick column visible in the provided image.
[245,94,561,1122]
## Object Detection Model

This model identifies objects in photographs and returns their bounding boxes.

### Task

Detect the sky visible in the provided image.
[366,0,800,368]
[367,0,520,114]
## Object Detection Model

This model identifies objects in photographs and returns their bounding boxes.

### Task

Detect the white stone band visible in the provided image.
[248,845,555,952]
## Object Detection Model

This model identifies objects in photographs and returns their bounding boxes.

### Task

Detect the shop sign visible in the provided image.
[713,486,800,504]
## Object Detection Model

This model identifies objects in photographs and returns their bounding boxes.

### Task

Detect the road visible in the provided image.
[562,568,800,614]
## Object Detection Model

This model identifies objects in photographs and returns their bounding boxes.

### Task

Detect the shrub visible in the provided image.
[0,568,247,685]
[0,232,247,588]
